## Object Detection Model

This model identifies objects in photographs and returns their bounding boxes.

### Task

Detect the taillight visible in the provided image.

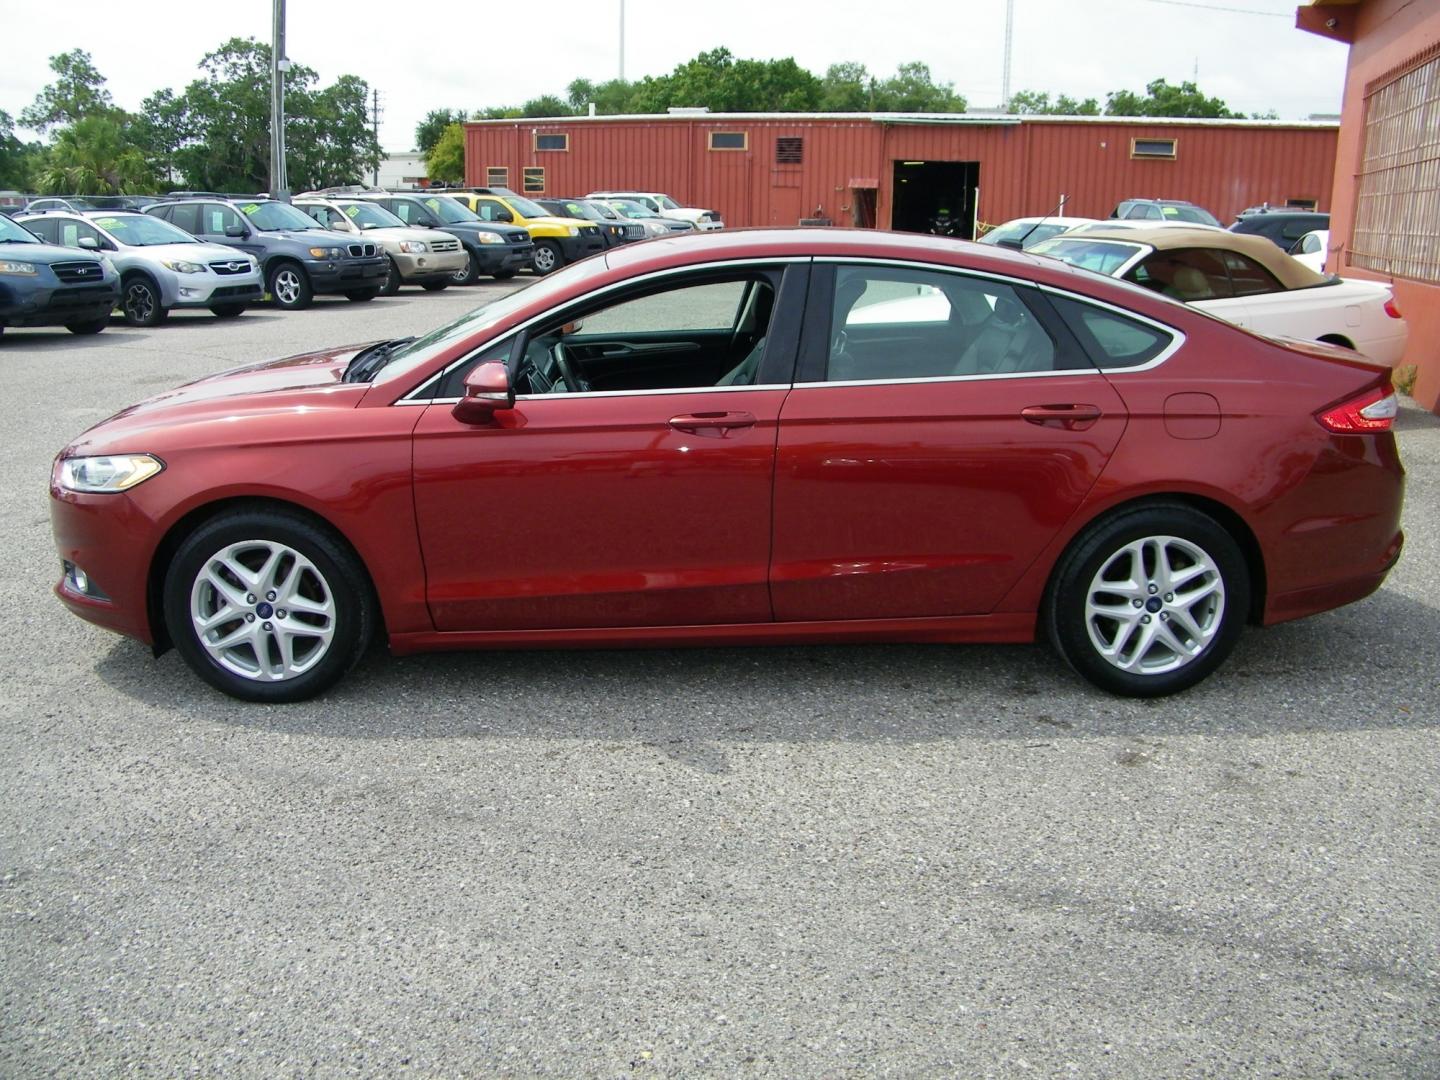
[1383,297,1403,319]
[1317,385,1398,433]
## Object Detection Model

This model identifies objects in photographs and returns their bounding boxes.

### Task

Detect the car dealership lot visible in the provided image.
[3,292,1438,1077]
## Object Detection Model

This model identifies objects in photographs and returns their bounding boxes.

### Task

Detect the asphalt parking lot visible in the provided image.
[2,288,1438,1078]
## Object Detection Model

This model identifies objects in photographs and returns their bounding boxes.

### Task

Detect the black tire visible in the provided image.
[420,281,449,292]
[267,262,313,310]
[163,508,375,703]
[210,304,247,318]
[345,289,379,302]
[379,256,401,296]
[65,317,109,335]
[451,251,481,286]
[531,240,563,276]
[120,276,167,327]
[1043,502,1249,697]
[492,269,517,281]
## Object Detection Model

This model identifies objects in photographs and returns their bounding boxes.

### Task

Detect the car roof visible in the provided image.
[1055,225,1328,289]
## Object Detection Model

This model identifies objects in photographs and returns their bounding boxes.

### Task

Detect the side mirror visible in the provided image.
[494,209,514,222]
[225,224,247,237]
[452,361,514,424]
[77,236,99,250]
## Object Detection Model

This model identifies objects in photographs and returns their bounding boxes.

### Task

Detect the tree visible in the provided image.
[426,122,465,182]
[521,95,571,117]
[819,62,874,112]
[0,110,41,189]
[20,50,115,134]
[1007,89,1100,115]
[416,108,465,156]
[1105,78,1242,119]
[872,62,966,113]
[35,114,154,194]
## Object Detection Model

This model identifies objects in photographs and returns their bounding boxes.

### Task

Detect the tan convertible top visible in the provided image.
[1068,226,1329,290]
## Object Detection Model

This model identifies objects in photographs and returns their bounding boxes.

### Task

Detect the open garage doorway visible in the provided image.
[891,160,979,237]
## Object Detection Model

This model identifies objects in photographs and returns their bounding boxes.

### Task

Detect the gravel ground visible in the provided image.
[2,287,1437,1078]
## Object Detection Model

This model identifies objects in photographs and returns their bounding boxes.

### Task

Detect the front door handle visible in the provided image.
[669,411,757,437]
[1021,404,1102,431]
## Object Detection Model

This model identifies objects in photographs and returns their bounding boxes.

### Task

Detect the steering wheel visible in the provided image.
[548,342,588,393]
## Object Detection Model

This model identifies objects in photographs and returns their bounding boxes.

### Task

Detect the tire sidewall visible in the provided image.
[163,511,372,703]
[380,256,401,296]
[532,241,560,275]
[267,263,312,309]
[121,276,164,327]
[451,252,480,285]
[1046,504,1250,697]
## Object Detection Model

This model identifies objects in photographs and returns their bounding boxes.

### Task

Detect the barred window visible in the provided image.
[1352,47,1440,283]
[486,167,509,187]
[522,167,545,193]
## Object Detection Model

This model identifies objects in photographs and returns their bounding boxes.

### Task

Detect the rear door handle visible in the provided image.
[1021,404,1103,431]
[669,411,757,437]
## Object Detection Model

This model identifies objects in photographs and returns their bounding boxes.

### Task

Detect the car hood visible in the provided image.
[117,242,245,263]
[355,226,437,245]
[256,228,354,245]
[67,344,377,453]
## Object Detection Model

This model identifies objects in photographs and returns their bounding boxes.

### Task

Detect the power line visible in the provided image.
[1144,0,1292,16]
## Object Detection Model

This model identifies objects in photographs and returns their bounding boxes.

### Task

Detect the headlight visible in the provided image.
[566,225,579,237]
[0,260,37,276]
[476,232,503,245]
[309,246,343,259]
[57,454,164,494]
[398,241,428,253]
[161,259,206,274]
[645,222,668,237]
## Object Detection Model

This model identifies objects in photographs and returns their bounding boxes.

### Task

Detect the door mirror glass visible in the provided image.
[494,209,514,222]
[453,361,514,423]
[225,223,247,237]
[76,236,99,250]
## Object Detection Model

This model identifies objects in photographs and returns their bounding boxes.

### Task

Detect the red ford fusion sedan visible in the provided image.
[51,229,1404,702]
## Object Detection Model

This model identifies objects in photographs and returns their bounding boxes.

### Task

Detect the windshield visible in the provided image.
[606,200,652,220]
[502,194,550,218]
[340,202,405,229]
[658,196,681,210]
[242,201,321,231]
[0,215,38,243]
[980,221,1072,249]
[552,200,599,221]
[1162,204,1221,227]
[586,201,619,220]
[422,196,480,224]
[1029,237,1145,277]
[92,214,197,246]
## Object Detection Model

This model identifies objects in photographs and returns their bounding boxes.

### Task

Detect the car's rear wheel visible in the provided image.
[65,317,109,334]
[451,252,481,286]
[121,276,166,327]
[379,256,401,296]
[163,509,374,703]
[267,263,313,310]
[1044,503,1249,697]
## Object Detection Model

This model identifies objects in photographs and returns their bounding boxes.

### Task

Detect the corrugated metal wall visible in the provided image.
[464,116,1337,230]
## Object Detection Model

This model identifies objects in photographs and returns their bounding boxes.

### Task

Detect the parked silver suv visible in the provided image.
[18,210,262,326]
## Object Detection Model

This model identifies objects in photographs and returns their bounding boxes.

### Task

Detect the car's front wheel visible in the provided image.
[531,240,562,275]
[1044,503,1249,697]
[65,317,109,335]
[210,303,247,318]
[451,251,481,286]
[345,289,379,302]
[121,276,167,327]
[267,263,313,310]
[163,508,375,703]
[379,256,401,296]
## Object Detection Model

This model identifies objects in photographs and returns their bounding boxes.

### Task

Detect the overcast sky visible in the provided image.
[1,0,1349,152]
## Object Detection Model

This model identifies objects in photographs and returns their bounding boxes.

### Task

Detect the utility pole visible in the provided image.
[270,0,290,202]
[1001,0,1014,111]
[619,0,625,82]
[371,88,383,186]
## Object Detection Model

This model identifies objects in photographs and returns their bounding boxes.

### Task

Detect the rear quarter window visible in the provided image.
[1048,294,1175,370]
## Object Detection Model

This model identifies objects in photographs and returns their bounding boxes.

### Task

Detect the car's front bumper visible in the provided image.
[0,280,119,327]
[306,256,390,293]
[468,242,534,274]
[51,485,159,645]
[392,249,469,280]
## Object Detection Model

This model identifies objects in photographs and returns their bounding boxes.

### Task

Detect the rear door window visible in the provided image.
[1127,249,1234,300]
[170,203,201,234]
[1047,294,1175,369]
[1220,251,1283,296]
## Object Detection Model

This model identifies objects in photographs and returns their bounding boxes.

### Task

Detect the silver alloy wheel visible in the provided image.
[124,281,156,322]
[532,244,557,273]
[451,255,475,283]
[272,268,302,306]
[1084,534,1225,676]
[189,539,337,682]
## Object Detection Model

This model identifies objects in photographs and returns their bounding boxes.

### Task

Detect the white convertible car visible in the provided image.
[1030,226,1408,367]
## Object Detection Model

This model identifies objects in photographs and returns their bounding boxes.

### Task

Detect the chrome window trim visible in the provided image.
[414,383,792,407]
[397,256,810,404]
[1036,284,1187,374]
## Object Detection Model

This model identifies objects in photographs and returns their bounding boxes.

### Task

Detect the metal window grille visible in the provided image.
[776,137,803,165]
[522,167,545,193]
[1352,48,1440,283]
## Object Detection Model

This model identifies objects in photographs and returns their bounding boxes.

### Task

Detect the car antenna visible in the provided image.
[1008,192,1067,250]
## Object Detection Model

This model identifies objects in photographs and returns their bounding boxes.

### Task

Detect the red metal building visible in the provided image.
[1299,0,1440,414]
[464,112,1338,234]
